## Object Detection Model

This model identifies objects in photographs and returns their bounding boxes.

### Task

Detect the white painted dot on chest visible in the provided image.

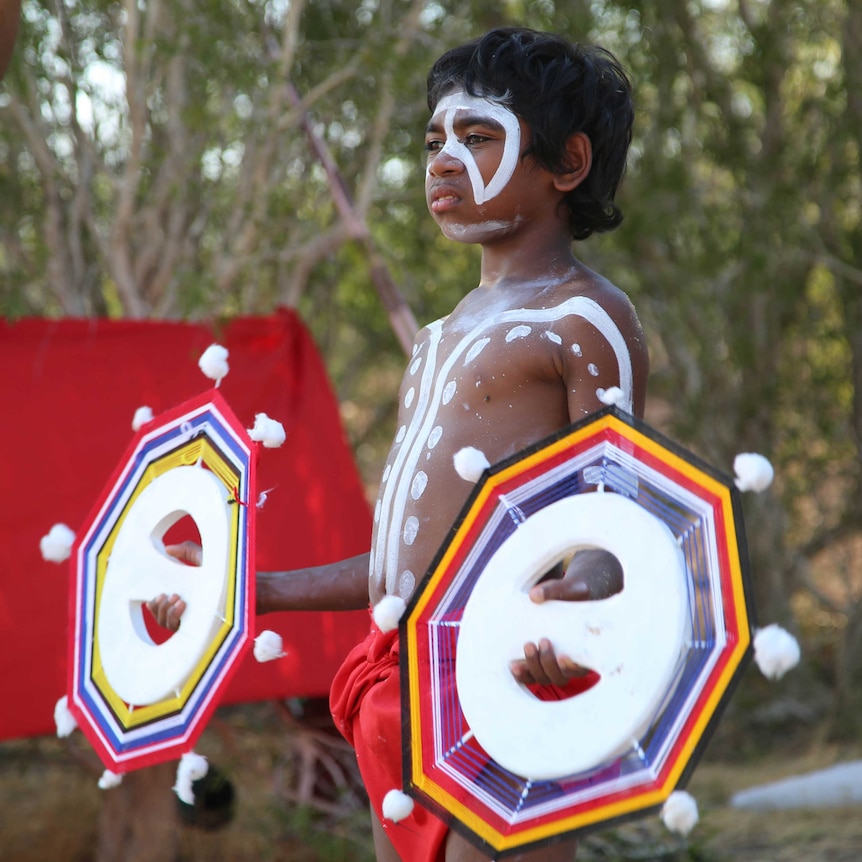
[505,325,532,342]
[398,569,416,598]
[442,381,457,404]
[465,337,490,365]
[588,363,600,377]
[427,426,443,449]
[411,471,428,500]
[403,516,419,545]
[544,331,562,345]
[404,387,415,409]
[410,356,422,375]
[571,343,583,357]
[396,425,407,443]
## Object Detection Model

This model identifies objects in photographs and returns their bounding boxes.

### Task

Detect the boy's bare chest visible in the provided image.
[394,312,571,460]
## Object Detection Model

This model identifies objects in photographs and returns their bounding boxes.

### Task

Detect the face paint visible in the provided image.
[429,92,521,205]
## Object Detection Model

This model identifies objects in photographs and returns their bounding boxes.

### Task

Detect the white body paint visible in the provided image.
[428,92,521,205]
[370,296,634,598]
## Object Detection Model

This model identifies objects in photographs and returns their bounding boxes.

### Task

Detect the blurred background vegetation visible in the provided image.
[1,0,860,859]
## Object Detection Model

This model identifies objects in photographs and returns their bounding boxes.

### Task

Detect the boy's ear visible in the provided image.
[553,133,592,193]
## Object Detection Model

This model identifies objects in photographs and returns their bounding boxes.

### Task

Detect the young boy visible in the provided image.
[151,27,647,861]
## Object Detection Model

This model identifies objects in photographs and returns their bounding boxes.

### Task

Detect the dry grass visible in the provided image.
[1,701,861,862]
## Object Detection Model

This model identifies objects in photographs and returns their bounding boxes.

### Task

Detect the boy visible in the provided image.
[152,27,647,861]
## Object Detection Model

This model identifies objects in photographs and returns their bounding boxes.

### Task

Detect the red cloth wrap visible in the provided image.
[330,619,448,862]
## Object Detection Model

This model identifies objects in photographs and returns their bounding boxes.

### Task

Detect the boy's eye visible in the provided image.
[463,134,489,146]
[425,139,444,153]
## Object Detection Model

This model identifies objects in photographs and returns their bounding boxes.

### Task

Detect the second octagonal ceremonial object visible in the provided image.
[400,406,755,857]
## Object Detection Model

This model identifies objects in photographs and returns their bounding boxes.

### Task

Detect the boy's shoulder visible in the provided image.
[541,264,642,332]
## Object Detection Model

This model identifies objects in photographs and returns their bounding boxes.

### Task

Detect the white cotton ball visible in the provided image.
[40,523,76,563]
[98,769,123,790]
[254,630,287,662]
[734,452,774,493]
[382,788,414,823]
[754,623,801,680]
[597,386,625,407]
[54,695,78,738]
[173,752,209,805]
[198,343,229,384]
[247,413,286,448]
[131,405,154,431]
[453,446,490,483]
[661,790,699,836]
[373,595,407,633]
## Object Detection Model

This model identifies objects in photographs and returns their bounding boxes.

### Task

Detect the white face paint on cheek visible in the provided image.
[430,92,521,205]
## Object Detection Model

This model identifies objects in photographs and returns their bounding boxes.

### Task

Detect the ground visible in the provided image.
[1,699,860,862]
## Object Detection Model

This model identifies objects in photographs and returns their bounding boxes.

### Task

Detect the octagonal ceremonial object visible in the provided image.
[68,390,256,772]
[400,406,755,858]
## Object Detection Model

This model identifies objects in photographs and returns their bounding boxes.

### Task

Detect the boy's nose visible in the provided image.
[427,148,464,176]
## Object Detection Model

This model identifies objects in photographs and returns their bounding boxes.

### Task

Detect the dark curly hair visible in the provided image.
[427,28,633,241]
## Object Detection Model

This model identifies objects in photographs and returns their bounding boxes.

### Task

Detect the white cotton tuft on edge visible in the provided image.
[54,695,78,738]
[247,413,286,448]
[597,386,625,407]
[661,790,699,836]
[198,343,229,384]
[373,595,407,633]
[453,446,490,483]
[254,630,287,662]
[131,405,154,431]
[754,623,801,680]
[98,770,123,790]
[382,788,414,822]
[734,452,774,493]
[173,752,209,805]
[40,523,76,563]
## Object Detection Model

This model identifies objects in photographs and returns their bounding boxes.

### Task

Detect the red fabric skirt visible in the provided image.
[330,619,449,861]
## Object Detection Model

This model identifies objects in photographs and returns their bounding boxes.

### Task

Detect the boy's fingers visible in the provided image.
[166,541,202,566]
[166,598,186,629]
[145,593,185,630]
[529,579,590,603]
[538,639,571,686]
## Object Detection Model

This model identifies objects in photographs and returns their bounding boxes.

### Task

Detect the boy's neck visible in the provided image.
[478,234,579,289]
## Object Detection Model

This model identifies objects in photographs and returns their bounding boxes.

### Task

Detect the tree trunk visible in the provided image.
[96,763,180,862]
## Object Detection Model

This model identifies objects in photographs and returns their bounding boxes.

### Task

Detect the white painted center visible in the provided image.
[456,492,688,780]
[97,466,232,705]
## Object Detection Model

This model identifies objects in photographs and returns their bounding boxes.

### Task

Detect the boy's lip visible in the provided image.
[428,183,463,212]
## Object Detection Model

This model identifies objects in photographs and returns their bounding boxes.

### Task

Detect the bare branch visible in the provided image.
[355,0,426,214]
[281,224,353,308]
[284,80,418,354]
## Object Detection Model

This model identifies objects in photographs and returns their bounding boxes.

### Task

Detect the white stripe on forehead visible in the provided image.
[430,92,521,205]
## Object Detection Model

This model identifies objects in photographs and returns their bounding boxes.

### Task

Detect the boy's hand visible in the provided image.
[527,548,622,604]
[144,541,200,631]
[510,638,590,687]
[146,593,186,631]
[510,548,623,687]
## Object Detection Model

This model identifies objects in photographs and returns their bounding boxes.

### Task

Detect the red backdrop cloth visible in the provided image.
[0,310,372,740]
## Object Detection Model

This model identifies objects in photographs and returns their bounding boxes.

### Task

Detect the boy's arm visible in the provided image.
[256,552,371,613]
[511,295,646,686]
[146,546,370,629]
